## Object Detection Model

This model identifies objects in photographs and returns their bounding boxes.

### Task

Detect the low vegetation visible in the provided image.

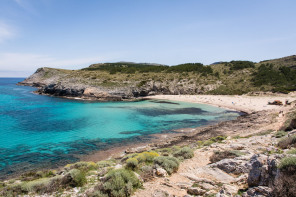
[278,157,296,170]
[96,169,142,197]
[274,130,287,138]
[153,156,180,175]
[83,62,213,75]
[273,156,296,196]
[278,135,296,149]
[209,150,244,163]
[173,146,194,160]
[197,136,227,147]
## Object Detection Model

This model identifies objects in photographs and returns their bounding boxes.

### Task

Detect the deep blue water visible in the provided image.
[0,78,240,178]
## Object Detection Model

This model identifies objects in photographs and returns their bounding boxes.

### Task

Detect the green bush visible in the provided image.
[101,169,141,197]
[278,135,296,149]
[126,158,138,170]
[278,157,296,170]
[173,147,194,160]
[21,178,51,193]
[211,136,227,142]
[8,175,63,195]
[65,161,98,172]
[153,156,179,175]
[69,169,87,187]
[203,140,215,146]
[136,151,159,163]
[287,149,296,154]
[156,148,172,156]
[97,160,116,168]
[273,156,296,197]
[20,170,56,182]
[275,130,287,138]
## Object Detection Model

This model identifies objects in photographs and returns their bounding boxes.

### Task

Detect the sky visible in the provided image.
[0,0,295,77]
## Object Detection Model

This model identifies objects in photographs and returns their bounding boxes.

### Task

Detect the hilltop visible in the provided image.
[18,55,296,101]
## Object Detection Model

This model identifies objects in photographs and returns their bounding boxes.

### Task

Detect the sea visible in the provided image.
[0,78,240,178]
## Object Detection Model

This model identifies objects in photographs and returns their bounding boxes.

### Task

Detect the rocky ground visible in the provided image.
[133,130,289,197]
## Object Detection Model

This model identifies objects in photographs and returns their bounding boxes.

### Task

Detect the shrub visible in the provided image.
[153,156,179,175]
[126,158,138,170]
[101,169,141,197]
[20,170,56,182]
[18,175,63,194]
[135,151,159,163]
[156,148,172,156]
[278,135,296,149]
[273,157,296,197]
[65,161,98,172]
[211,136,227,142]
[287,149,296,154]
[275,130,287,138]
[68,169,87,187]
[209,150,243,163]
[21,178,51,193]
[278,157,296,170]
[203,140,215,146]
[173,147,194,160]
[140,165,154,182]
[97,160,116,168]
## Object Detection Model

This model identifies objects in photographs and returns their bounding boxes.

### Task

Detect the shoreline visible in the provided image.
[81,94,296,166]
[145,94,296,114]
[1,92,294,181]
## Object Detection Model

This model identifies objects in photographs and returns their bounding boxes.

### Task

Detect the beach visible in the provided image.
[146,94,296,113]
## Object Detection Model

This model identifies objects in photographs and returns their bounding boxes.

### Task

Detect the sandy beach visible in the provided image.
[146,93,296,113]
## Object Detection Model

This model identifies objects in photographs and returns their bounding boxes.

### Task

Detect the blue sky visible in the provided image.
[0,0,295,77]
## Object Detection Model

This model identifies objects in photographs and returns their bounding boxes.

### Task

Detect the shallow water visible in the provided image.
[0,78,240,178]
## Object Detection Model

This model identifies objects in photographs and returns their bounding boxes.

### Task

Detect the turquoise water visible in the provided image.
[0,78,240,178]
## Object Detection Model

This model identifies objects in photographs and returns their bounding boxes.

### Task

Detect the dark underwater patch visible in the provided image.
[138,107,207,116]
[119,130,143,135]
[148,100,180,105]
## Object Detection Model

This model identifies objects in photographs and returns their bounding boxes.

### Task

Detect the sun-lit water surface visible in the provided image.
[0,78,240,177]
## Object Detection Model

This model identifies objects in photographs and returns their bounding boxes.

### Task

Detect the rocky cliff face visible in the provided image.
[18,67,219,101]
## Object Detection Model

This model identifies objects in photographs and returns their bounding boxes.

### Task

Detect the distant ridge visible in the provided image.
[260,55,296,69]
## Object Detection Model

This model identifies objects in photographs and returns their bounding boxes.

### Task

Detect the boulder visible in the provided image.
[247,154,281,187]
[243,186,272,197]
[247,154,267,187]
[155,168,168,177]
[210,158,249,175]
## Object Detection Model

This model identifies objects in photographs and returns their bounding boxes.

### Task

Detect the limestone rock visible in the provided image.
[152,189,170,197]
[243,186,272,197]
[210,158,249,175]
[154,168,168,177]
[247,154,268,187]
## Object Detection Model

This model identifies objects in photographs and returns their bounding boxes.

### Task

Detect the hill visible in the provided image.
[18,55,296,101]
[260,55,296,69]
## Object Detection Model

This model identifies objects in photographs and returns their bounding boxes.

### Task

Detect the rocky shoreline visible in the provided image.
[1,105,295,196]
[0,96,295,196]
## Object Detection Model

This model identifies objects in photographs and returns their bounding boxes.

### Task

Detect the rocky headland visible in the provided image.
[17,55,296,101]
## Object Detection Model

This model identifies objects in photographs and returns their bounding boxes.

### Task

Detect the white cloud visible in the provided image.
[0,53,112,77]
[0,21,15,43]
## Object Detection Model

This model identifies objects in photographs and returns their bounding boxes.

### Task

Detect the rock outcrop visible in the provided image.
[18,67,220,101]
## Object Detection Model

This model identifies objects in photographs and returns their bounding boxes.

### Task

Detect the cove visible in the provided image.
[0,78,240,178]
